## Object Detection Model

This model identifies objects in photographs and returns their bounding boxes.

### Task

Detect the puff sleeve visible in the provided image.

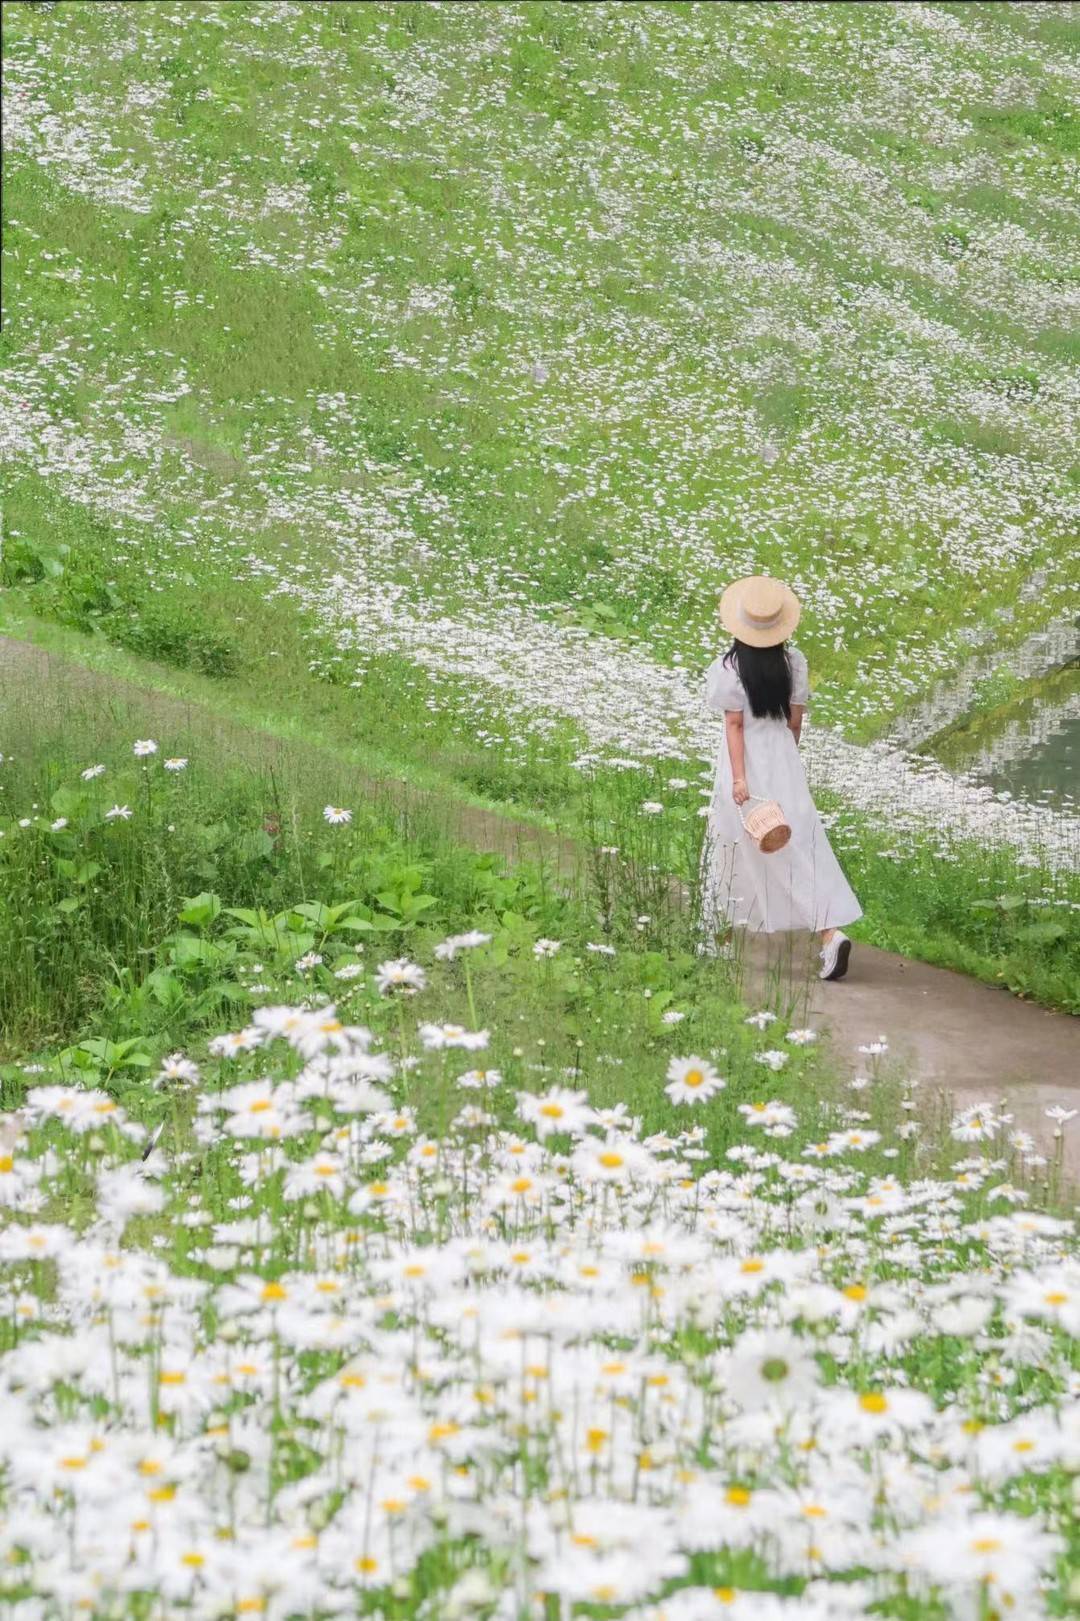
[705,658,744,714]
[789,647,810,706]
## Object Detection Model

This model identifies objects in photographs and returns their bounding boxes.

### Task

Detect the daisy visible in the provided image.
[81,764,106,780]
[50,818,68,831]
[155,1054,200,1086]
[585,942,616,956]
[826,1128,881,1153]
[458,1067,502,1090]
[738,1101,797,1131]
[418,1022,489,1051]
[282,1153,346,1200]
[661,1009,686,1024]
[664,1056,725,1105]
[517,1086,593,1138]
[950,1103,1003,1142]
[896,1510,1061,1595]
[571,1136,657,1185]
[754,1049,789,1071]
[533,938,562,958]
[374,959,426,995]
[105,804,133,821]
[786,1027,817,1045]
[718,1327,821,1412]
[132,739,158,757]
[323,805,352,825]
[745,1010,778,1029]
[163,757,188,771]
[434,931,491,959]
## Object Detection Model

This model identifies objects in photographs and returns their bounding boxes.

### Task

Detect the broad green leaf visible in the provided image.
[1016,921,1066,944]
[237,828,274,863]
[179,891,223,927]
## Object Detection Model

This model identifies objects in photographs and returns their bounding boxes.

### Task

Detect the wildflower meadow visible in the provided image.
[1,3,1078,1618]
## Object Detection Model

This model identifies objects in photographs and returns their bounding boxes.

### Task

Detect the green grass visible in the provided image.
[0,669,869,1173]
[3,608,1078,1015]
[3,0,1078,734]
[3,0,1079,1008]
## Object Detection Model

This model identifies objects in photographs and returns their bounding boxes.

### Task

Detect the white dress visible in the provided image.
[699,647,863,937]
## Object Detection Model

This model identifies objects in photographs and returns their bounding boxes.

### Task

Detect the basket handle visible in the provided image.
[737,793,767,829]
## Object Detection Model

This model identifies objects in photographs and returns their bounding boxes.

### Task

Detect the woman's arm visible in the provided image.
[724,711,749,803]
[788,703,805,746]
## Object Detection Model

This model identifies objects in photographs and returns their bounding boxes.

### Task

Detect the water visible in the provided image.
[883,617,1080,751]
[924,657,1080,812]
[982,708,1080,804]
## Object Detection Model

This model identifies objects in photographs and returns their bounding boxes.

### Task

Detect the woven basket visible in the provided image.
[739,794,791,854]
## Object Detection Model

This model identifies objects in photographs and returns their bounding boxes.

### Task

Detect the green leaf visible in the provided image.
[179,891,223,928]
[170,933,217,969]
[996,894,1027,912]
[75,861,102,885]
[1015,921,1066,944]
[205,979,250,1002]
[399,893,437,917]
[147,970,184,1007]
[291,901,331,926]
[50,786,88,818]
[237,828,275,863]
[56,896,81,915]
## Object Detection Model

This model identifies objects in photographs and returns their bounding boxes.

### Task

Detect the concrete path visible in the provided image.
[731,930,1078,1175]
[4,634,1077,1171]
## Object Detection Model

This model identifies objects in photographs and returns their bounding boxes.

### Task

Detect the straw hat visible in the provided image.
[718,574,801,647]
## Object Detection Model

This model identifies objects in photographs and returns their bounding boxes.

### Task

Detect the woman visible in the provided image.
[700,575,862,980]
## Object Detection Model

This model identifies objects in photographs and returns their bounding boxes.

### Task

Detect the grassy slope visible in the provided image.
[3,609,1077,1015]
[2,2,1078,1007]
[3,0,1078,734]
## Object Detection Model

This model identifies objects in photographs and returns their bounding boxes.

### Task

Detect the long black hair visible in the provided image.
[721,639,792,721]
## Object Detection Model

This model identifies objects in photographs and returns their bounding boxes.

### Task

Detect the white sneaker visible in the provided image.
[818,931,852,981]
